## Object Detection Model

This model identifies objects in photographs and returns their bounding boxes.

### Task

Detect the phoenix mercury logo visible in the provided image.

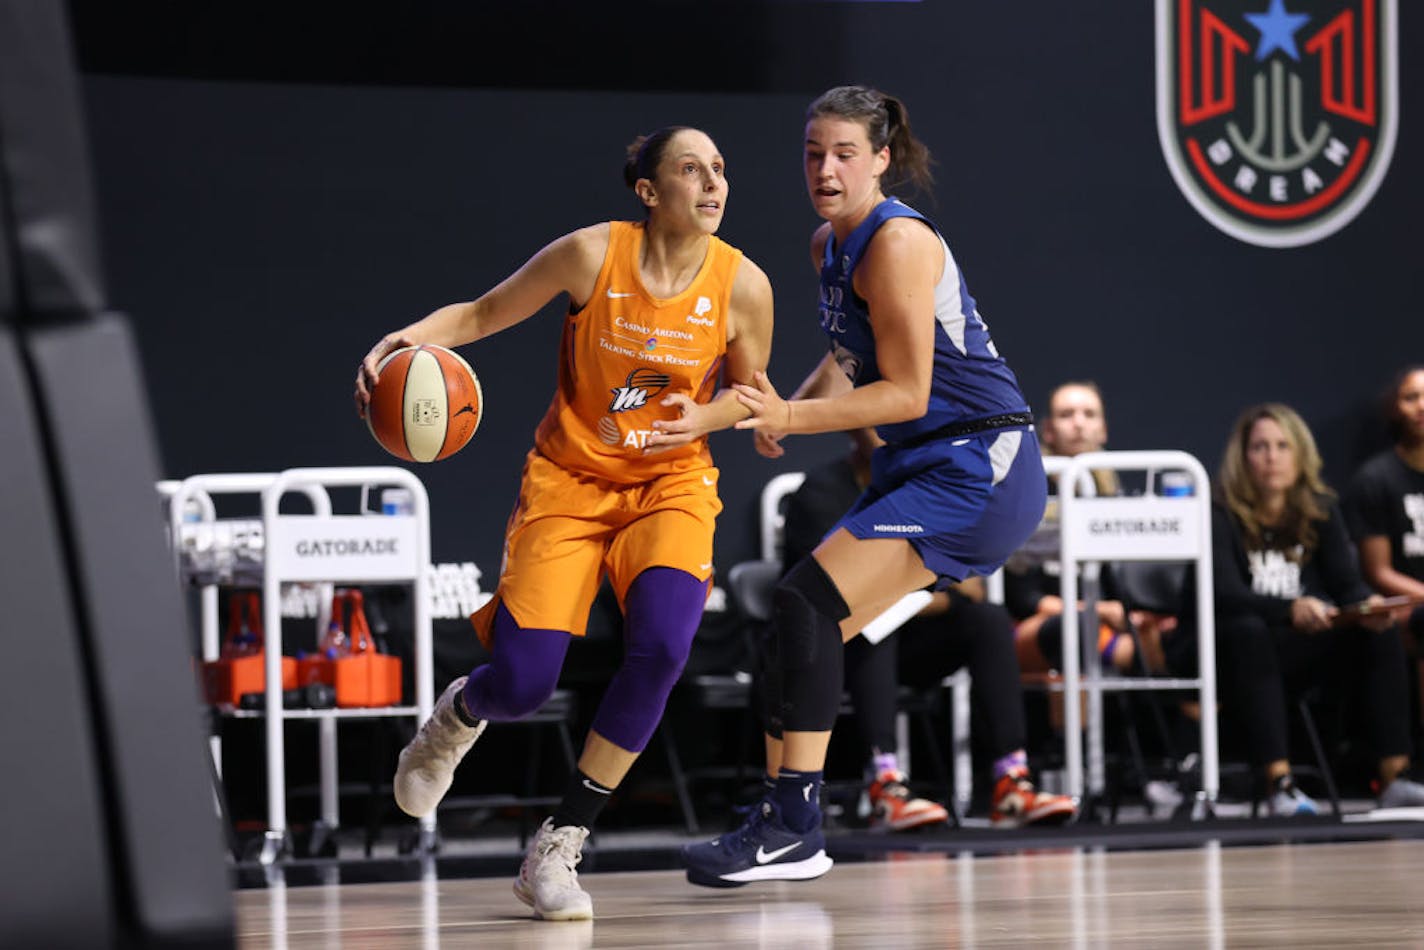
[1156,0,1397,247]
[607,368,671,414]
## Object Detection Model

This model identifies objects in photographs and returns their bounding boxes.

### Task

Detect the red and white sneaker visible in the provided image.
[990,770,1077,828]
[866,770,949,831]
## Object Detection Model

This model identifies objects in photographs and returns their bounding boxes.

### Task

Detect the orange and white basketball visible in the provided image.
[365,344,483,463]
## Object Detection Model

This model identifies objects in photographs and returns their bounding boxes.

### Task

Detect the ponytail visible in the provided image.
[807,85,934,195]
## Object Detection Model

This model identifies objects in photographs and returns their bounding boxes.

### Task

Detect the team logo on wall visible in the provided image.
[1156,0,1397,247]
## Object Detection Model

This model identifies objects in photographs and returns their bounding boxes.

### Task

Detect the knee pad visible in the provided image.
[754,623,784,738]
[773,558,851,671]
[773,559,849,732]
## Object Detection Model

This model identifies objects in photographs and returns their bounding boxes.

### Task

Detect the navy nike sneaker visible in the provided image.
[682,798,833,887]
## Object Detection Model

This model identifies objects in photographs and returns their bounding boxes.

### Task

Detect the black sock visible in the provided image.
[550,770,614,830]
[773,768,824,834]
[452,688,481,727]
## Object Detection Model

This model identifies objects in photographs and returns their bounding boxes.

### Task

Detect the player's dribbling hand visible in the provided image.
[355,335,414,418]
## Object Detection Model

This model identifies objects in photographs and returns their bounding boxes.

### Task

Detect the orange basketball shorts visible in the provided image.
[471,449,721,647]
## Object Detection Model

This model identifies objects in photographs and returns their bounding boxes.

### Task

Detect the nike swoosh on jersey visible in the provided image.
[755,842,802,864]
[606,289,636,298]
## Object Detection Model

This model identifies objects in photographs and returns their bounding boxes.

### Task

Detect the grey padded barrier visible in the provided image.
[0,0,105,320]
[0,0,235,945]
[0,324,117,946]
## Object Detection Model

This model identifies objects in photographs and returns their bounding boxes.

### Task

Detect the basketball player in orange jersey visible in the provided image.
[354,127,773,920]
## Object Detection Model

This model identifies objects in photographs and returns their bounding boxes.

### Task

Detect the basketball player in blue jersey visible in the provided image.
[683,85,1048,887]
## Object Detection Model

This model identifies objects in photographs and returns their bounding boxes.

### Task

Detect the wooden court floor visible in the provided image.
[235,839,1424,948]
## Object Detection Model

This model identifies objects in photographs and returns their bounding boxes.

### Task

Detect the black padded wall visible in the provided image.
[81,16,1422,580]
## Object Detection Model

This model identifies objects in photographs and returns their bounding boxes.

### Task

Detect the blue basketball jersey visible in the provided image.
[818,198,1030,445]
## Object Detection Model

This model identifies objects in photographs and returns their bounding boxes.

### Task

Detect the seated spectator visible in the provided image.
[1345,366,1424,706]
[781,427,1076,829]
[1007,381,1176,677]
[1183,403,1424,814]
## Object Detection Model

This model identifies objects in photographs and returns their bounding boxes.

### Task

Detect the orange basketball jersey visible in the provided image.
[533,221,743,483]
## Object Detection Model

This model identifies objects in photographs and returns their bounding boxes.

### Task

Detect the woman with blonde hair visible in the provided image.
[1206,403,1424,814]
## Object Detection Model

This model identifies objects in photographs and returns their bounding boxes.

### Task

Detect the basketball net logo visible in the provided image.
[1156,0,1397,247]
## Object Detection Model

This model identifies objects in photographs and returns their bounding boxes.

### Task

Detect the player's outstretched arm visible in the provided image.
[355,224,607,415]
[738,218,936,438]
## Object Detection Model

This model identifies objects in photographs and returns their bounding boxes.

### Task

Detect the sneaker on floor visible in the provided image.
[513,818,593,920]
[393,676,486,817]
[866,770,949,831]
[990,770,1078,828]
[1377,773,1424,809]
[1267,776,1319,817]
[682,799,834,888]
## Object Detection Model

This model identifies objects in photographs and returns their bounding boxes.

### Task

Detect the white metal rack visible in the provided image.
[163,466,435,864]
[1054,450,1219,812]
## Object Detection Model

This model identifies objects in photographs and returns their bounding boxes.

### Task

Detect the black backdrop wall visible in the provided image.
[74,2,1421,580]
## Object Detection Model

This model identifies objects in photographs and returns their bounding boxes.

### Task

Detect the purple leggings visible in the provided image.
[461,566,707,753]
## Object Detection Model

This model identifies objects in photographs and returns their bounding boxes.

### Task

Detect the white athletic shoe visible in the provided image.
[393,676,485,817]
[514,818,594,920]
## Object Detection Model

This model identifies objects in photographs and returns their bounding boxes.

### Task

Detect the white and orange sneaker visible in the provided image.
[990,769,1077,828]
[866,770,950,831]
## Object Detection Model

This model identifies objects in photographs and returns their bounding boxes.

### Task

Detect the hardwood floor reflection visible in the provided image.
[235,839,1424,948]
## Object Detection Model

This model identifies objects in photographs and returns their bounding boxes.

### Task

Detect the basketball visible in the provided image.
[365,344,483,463]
